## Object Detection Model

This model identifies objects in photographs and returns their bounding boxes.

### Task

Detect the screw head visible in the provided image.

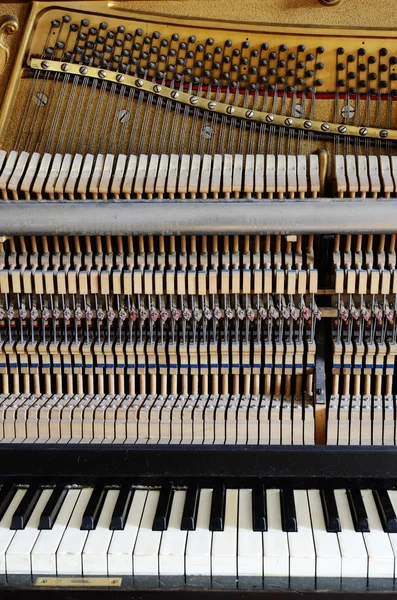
[338,125,347,133]
[266,114,274,123]
[246,110,254,118]
[380,129,389,138]
[79,66,88,75]
[136,79,144,87]
[61,63,69,72]
[190,95,199,104]
[284,117,293,126]
[171,90,179,99]
[226,105,234,114]
[359,127,368,136]
[153,84,161,93]
[208,101,216,110]
[116,73,124,82]
[304,120,312,129]
[98,69,107,78]
[321,122,330,131]
[41,61,49,69]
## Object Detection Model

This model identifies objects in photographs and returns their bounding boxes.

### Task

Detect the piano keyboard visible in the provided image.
[0,483,397,579]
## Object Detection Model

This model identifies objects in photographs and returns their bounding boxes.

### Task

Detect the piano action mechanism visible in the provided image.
[0,0,397,595]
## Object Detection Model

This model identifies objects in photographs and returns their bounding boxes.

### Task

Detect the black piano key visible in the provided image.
[0,483,16,522]
[210,484,226,532]
[347,489,370,533]
[252,484,267,532]
[110,485,135,531]
[80,485,107,531]
[373,489,397,533]
[280,489,297,533]
[11,486,41,530]
[152,483,174,531]
[39,485,68,530]
[181,485,199,531]
[320,489,341,533]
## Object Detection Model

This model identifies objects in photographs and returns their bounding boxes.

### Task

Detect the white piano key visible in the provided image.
[82,489,119,575]
[31,489,80,575]
[159,490,187,576]
[211,488,238,577]
[199,153,212,197]
[361,489,394,578]
[238,489,263,577]
[185,488,212,576]
[334,489,367,577]
[56,488,93,574]
[307,489,341,578]
[6,488,53,574]
[0,489,26,573]
[385,490,397,573]
[108,489,147,576]
[133,490,161,576]
[263,489,289,577]
[289,490,315,577]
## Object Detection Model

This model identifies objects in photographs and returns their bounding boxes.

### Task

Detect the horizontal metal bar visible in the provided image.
[0,199,396,235]
[0,444,396,480]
